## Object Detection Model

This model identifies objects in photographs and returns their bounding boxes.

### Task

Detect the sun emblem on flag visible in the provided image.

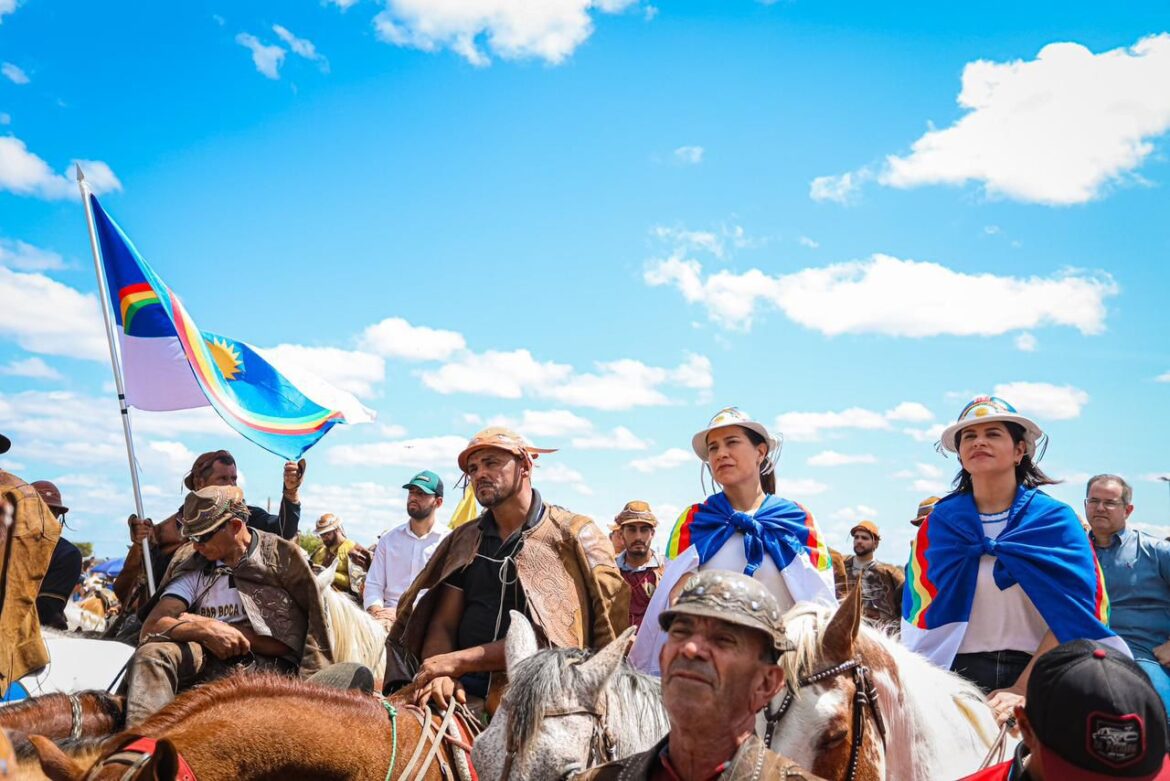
[205,336,244,380]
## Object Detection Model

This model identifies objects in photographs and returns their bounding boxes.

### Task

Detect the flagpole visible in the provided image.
[76,166,156,596]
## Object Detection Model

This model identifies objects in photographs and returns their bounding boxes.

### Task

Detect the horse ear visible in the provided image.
[822,585,862,663]
[28,733,87,781]
[146,737,181,781]
[575,625,636,700]
[505,610,539,675]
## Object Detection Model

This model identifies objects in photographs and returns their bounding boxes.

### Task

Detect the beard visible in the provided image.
[475,477,520,508]
[406,503,431,520]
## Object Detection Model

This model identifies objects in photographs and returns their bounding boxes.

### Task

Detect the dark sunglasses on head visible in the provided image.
[186,523,228,545]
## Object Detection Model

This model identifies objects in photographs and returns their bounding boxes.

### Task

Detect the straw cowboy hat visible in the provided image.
[690,407,780,463]
[315,514,343,535]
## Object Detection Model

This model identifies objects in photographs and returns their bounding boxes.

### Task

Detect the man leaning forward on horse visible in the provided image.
[579,569,826,781]
[123,485,332,725]
[385,426,630,718]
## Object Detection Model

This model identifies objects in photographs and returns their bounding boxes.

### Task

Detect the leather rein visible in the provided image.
[764,659,887,781]
[82,737,197,781]
[500,692,618,780]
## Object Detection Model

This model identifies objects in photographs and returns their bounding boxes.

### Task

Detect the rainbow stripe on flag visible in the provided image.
[91,194,373,459]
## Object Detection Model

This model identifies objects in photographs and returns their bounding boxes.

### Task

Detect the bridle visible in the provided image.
[765,659,887,781]
[82,737,197,781]
[500,692,618,780]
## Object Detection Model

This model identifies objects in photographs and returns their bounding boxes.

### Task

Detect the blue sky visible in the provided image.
[1,0,1168,561]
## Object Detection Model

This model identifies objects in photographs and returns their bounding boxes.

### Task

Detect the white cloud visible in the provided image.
[572,425,649,451]
[673,145,704,165]
[807,450,877,467]
[536,462,592,494]
[775,477,829,497]
[236,33,286,79]
[1,62,28,84]
[645,252,1118,336]
[423,349,710,411]
[1015,332,1038,352]
[992,381,1089,420]
[885,401,933,423]
[360,317,467,361]
[915,462,943,478]
[300,481,408,544]
[0,238,65,271]
[1,356,62,380]
[515,409,594,437]
[327,434,467,468]
[629,448,693,474]
[325,0,360,8]
[0,266,107,360]
[373,0,638,67]
[0,1,18,24]
[1155,371,1170,383]
[809,170,869,204]
[912,478,950,495]
[798,236,819,249]
[0,135,121,200]
[904,422,946,443]
[379,423,408,438]
[651,225,724,259]
[776,407,890,442]
[875,35,1170,205]
[259,344,385,399]
[273,24,329,70]
[831,505,880,522]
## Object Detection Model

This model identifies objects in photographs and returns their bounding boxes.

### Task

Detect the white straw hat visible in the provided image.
[691,407,780,463]
[938,395,1045,458]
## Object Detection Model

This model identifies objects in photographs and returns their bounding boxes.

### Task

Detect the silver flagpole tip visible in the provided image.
[75,163,85,182]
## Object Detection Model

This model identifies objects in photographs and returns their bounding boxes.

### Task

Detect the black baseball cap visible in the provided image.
[1026,640,1170,780]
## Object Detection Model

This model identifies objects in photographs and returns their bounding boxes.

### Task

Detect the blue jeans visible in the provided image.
[1135,658,1170,725]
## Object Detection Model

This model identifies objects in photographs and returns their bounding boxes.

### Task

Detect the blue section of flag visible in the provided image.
[688,492,814,576]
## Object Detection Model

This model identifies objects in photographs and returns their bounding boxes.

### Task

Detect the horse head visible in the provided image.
[473,611,658,780]
[768,587,890,781]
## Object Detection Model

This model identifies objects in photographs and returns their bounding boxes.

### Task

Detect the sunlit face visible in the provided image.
[956,422,1024,480]
[706,426,767,489]
[620,522,655,557]
[406,486,441,520]
[466,448,524,508]
[197,460,238,489]
[851,530,877,556]
[1085,479,1132,543]
[661,614,781,730]
[320,528,343,547]
[190,517,242,561]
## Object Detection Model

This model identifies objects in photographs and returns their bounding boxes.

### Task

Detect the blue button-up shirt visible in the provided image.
[1096,526,1170,661]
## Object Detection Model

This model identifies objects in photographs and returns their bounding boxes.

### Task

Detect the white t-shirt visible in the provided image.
[363,523,446,610]
[956,510,1048,654]
[163,565,249,626]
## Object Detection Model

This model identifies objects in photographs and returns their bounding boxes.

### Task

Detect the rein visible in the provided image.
[387,698,481,781]
[765,659,887,781]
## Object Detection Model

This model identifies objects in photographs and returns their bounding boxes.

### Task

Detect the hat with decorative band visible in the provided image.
[938,396,1045,458]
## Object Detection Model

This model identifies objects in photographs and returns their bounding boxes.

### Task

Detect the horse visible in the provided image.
[27,673,478,781]
[315,561,388,684]
[473,612,670,780]
[0,692,123,745]
[766,588,1013,781]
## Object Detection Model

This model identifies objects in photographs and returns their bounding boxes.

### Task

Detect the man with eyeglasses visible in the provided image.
[1087,473,1170,720]
[123,485,332,725]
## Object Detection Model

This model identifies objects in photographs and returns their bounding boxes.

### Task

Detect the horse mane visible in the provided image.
[320,584,387,677]
[137,671,379,733]
[505,646,668,752]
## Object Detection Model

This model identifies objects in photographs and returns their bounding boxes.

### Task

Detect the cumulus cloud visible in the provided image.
[236,33,286,79]
[809,170,869,204]
[799,236,819,249]
[824,35,1170,205]
[0,266,107,359]
[422,349,711,411]
[831,505,880,522]
[273,24,329,70]
[490,409,594,437]
[300,482,409,543]
[373,0,638,66]
[903,422,946,443]
[360,317,467,361]
[1015,332,1038,352]
[629,448,692,473]
[1,62,28,84]
[0,135,121,200]
[572,425,649,451]
[775,477,829,497]
[1155,371,1170,383]
[0,239,65,271]
[1,356,62,380]
[645,252,1117,336]
[807,450,877,467]
[673,145,704,165]
[325,0,360,8]
[777,401,930,442]
[0,1,18,24]
[992,381,1089,420]
[537,462,593,495]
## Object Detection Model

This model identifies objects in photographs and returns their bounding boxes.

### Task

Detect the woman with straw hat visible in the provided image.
[629,407,837,675]
[902,395,1129,726]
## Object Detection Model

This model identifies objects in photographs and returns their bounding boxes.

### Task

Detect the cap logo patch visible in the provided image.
[1087,712,1145,767]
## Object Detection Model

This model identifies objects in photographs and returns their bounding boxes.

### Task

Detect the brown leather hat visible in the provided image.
[456,427,556,473]
[181,486,247,538]
[31,480,67,515]
[615,500,658,527]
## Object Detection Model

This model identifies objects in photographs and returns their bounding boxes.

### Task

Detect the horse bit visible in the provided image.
[765,658,888,781]
[500,693,618,780]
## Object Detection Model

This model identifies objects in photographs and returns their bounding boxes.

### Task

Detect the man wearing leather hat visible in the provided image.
[834,519,905,631]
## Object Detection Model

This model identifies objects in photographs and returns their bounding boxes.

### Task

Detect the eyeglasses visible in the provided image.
[186,523,228,544]
[1085,498,1126,510]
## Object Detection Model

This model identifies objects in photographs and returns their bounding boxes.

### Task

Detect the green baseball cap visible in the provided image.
[402,470,444,497]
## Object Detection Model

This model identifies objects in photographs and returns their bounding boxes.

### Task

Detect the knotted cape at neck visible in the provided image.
[901,486,1127,668]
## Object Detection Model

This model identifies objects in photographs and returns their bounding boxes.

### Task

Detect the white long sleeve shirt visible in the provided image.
[363,522,445,610]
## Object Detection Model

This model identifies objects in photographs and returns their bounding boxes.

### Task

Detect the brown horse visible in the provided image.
[28,673,478,781]
[0,692,124,744]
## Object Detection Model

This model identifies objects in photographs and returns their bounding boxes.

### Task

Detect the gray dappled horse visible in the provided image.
[473,612,670,780]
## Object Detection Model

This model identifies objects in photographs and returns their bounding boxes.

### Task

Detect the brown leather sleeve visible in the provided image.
[277,538,333,674]
[569,514,630,649]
